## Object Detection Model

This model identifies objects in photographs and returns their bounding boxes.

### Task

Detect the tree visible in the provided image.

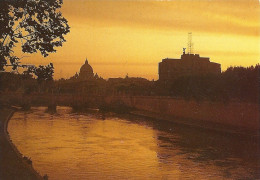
[25,62,54,82]
[0,0,70,71]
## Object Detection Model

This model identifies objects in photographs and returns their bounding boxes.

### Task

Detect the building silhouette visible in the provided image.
[78,58,94,80]
[159,49,221,81]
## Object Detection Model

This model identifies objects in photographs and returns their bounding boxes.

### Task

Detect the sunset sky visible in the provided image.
[20,0,260,80]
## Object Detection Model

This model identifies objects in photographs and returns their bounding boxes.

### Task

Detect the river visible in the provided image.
[8,107,259,180]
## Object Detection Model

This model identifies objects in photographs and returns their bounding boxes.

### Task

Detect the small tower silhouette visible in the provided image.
[183,48,186,54]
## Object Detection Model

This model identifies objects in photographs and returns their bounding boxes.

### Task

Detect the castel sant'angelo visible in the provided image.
[159,33,221,82]
[158,48,221,82]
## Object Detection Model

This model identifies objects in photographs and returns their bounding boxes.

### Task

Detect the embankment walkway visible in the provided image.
[0,107,43,180]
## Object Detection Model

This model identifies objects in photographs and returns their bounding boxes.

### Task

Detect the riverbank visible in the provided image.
[0,107,43,180]
[130,110,259,137]
[1,92,259,136]
[105,96,260,134]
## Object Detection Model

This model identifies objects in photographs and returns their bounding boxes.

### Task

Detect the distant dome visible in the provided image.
[79,59,94,80]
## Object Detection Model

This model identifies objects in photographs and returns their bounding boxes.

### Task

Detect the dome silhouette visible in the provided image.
[79,59,94,80]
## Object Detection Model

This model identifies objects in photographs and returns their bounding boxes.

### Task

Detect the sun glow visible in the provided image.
[18,0,260,80]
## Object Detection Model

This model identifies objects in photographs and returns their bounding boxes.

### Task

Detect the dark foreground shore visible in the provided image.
[0,107,43,180]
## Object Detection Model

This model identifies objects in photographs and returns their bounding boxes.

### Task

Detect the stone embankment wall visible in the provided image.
[105,96,260,131]
[1,93,259,131]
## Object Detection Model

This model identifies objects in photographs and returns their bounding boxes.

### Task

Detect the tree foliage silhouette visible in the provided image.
[0,0,70,71]
[25,62,54,82]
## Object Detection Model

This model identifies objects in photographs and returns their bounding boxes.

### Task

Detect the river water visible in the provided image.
[8,107,259,180]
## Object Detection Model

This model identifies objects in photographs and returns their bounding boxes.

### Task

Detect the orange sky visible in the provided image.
[19,0,260,80]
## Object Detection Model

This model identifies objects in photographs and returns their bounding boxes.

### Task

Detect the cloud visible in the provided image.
[62,0,260,36]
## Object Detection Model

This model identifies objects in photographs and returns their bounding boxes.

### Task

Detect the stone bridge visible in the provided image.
[1,93,259,132]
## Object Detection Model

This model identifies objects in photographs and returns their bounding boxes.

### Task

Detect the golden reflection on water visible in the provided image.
[8,107,258,180]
